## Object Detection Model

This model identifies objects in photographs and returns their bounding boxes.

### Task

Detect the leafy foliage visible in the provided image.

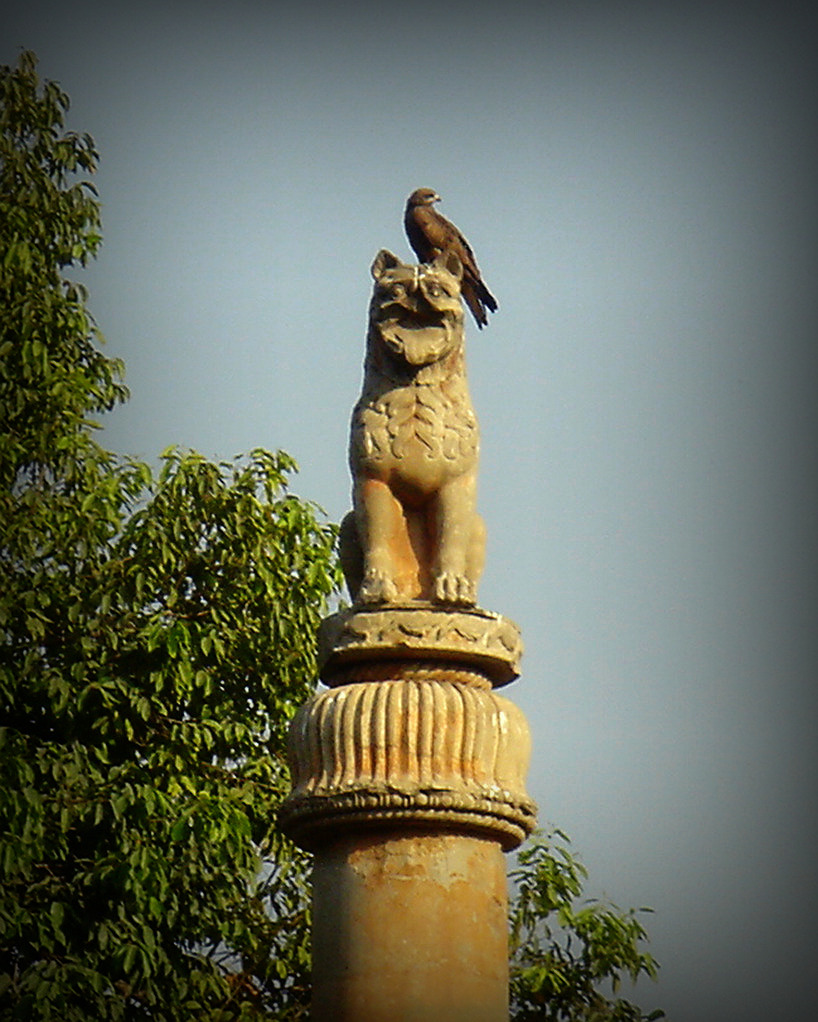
[0,446,337,1019]
[0,51,339,1020]
[0,49,126,486]
[509,829,664,1021]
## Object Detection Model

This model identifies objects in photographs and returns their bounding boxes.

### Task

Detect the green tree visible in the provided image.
[1,51,663,1022]
[509,829,664,1021]
[1,51,338,1019]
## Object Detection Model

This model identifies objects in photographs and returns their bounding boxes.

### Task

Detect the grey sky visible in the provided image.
[6,2,818,1019]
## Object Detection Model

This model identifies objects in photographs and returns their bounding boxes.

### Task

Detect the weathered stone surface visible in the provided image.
[311,830,509,1022]
[280,676,536,852]
[338,250,485,607]
[318,604,523,688]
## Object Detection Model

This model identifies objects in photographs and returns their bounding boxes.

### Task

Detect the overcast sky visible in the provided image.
[6,2,818,1019]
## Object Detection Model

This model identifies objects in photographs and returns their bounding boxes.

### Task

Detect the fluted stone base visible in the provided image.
[282,675,535,850]
[281,605,535,851]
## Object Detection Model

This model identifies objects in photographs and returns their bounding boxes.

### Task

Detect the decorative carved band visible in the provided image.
[280,678,537,851]
[318,605,523,688]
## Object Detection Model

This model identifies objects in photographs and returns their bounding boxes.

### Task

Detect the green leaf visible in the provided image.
[49,902,65,928]
[170,818,187,842]
[122,944,137,972]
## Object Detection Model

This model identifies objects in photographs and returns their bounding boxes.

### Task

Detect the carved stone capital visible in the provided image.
[318,605,523,688]
[280,678,537,851]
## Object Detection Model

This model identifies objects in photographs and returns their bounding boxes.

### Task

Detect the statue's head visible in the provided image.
[368,249,465,368]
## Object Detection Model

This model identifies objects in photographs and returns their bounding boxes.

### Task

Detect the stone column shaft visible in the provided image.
[312,830,508,1022]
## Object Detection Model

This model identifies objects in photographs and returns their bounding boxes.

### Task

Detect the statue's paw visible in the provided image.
[433,572,476,606]
[358,569,400,605]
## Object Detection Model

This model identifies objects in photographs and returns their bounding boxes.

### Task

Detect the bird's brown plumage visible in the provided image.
[404,187,498,328]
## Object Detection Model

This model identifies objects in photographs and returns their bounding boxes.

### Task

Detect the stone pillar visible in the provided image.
[280,605,536,1022]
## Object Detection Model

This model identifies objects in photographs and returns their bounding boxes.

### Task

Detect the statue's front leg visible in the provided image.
[432,473,481,606]
[354,477,404,604]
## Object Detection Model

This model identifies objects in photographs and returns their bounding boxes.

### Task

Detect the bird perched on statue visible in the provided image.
[404,187,498,329]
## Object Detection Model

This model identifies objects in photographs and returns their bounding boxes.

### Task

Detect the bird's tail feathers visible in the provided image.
[479,283,498,313]
[463,284,489,328]
[465,270,497,314]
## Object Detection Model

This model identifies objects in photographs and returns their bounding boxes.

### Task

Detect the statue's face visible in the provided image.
[370,260,464,367]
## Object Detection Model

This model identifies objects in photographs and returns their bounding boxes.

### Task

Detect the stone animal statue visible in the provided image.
[339,249,486,606]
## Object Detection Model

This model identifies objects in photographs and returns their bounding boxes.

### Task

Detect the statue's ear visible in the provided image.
[371,249,402,280]
[434,249,463,281]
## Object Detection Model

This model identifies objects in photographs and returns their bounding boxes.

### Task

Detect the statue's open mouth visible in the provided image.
[381,318,452,366]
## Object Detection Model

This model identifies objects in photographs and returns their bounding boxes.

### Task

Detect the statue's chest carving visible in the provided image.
[352,382,478,477]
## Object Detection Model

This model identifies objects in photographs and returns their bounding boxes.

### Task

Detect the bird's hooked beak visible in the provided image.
[432,193,441,204]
